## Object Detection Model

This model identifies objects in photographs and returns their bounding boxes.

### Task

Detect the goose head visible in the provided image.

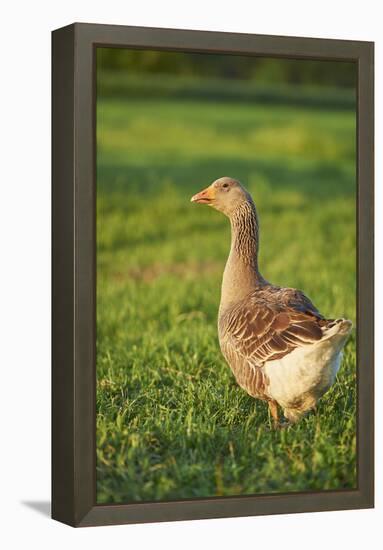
[191,177,251,216]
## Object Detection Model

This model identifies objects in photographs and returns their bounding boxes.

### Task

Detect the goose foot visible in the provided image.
[276,419,292,429]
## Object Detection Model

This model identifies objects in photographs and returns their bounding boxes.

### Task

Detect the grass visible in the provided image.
[97,71,356,110]
[96,94,356,504]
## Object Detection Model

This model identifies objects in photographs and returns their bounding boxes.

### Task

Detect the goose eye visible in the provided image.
[222,183,229,189]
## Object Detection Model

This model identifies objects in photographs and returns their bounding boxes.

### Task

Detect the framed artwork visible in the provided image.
[52,23,374,527]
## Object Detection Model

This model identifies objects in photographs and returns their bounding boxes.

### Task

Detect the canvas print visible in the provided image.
[96,48,356,504]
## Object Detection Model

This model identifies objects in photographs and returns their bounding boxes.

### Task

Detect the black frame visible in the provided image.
[52,22,374,527]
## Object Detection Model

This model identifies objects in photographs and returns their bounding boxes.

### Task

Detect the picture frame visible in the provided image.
[52,22,374,527]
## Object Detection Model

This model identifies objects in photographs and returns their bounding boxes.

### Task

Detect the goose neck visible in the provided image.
[220,200,264,310]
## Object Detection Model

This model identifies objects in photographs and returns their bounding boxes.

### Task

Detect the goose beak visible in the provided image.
[190,185,216,204]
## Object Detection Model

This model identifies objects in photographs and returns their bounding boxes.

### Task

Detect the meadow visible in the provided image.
[96,93,356,503]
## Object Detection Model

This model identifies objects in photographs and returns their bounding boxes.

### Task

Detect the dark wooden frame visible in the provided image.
[52,22,374,527]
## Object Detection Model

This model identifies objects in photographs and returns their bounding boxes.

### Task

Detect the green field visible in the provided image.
[96,96,356,503]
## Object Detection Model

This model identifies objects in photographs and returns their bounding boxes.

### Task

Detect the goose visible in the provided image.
[191,177,352,426]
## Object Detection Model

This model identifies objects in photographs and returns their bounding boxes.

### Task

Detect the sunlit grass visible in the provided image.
[96,97,356,503]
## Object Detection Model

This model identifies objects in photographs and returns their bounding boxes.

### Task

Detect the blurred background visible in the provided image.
[96,48,356,504]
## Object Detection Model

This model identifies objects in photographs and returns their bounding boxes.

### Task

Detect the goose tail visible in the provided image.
[322,318,353,340]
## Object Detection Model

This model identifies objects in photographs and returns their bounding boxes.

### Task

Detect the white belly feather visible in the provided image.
[263,322,351,414]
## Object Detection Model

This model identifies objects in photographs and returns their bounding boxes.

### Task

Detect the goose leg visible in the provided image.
[268,400,279,427]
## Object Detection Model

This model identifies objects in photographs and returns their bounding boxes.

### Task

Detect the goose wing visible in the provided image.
[219,287,325,367]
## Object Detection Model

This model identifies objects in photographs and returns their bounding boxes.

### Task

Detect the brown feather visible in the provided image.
[219,286,326,378]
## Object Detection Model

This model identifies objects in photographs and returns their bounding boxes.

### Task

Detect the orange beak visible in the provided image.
[190,185,216,204]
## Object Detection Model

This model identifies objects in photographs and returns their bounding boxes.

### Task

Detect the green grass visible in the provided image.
[97,70,356,110]
[96,96,356,503]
